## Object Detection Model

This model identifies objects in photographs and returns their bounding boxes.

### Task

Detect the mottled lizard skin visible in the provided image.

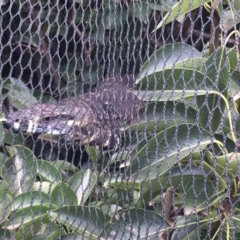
[4,75,143,151]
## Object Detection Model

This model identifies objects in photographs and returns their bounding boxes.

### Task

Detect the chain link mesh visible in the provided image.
[0,0,240,239]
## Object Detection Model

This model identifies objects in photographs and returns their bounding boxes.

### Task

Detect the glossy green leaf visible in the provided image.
[51,182,78,207]
[0,124,4,145]
[68,169,97,205]
[14,220,63,240]
[0,192,12,224]
[129,2,152,22]
[52,160,79,173]
[37,160,62,183]
[103,175,140,191]
[129,124,213,181]
[138,43,201,79]
[183,179,217,214]
[2,146,37,195]
[100,209,169,239]
[4,132,25,146]
[171,215,207,240]
[207,151,240,178]
[102,188,138,207]
[0,228,14,239]
[173,57,204,70]
[200,48,228,97]
[6,205,49,230]
[197,48,229,133]
[97,204,122,217]
[50,206,111,238]
[32,181,57,194]
[99,4,127,30]
[0,152,6,177]
[142,165,209,202]
[136,69,215,91]
[3,78,37,109]
[0,112,6,121]
[60,233,92,239]
[135,89,208,101]
[12,191,54,210]
[85,146,101,162]
[129,102,197,133]
[155,0,211,30]
[228,48,238,71]
[219,9,240,31]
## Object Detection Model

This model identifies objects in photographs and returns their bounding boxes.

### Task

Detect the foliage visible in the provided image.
[0,0,240,239]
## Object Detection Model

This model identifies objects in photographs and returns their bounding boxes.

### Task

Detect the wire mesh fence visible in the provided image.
[0,0,240,239]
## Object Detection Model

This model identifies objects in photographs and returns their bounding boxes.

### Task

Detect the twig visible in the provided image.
[237,25,240,113]
[142,26,163,49]
[66,6,92,67]
[26,0,60,93]
[209,9,220,55]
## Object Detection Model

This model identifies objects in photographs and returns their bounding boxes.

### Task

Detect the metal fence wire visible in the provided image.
[0,0,240,239]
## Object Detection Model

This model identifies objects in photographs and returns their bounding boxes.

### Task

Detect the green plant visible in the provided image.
[1,0,240,239]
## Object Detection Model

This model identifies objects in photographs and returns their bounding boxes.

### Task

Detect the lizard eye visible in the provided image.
[44,117,51,121]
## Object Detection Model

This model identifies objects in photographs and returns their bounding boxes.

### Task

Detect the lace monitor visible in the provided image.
[4,75,143,151]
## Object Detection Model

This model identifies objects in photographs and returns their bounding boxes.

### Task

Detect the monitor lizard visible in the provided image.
[4,75,143,151]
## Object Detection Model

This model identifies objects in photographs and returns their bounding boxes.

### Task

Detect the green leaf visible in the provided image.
[68,169,97,205]
[208,152,240,178]
[50,206,111,238]
[173,57,204,71]
[196,94,224,133]
[12,191,55,210]
[37,160,62,183]
[52,160,79,173]
[103,175,140,191]
[129,102,197,133]
[60,233,88,239]
[171,215,207,240]
[6,205,49,230]
[142,165,208,202]
[155,0,211,30]
[50,182,78,207]
[135,89,208,101]
[0,152,6,178]
[2,146,37,195]
[128,124,213,181]
[14,221,64,240]
[138,43,201,79]
[183,179,217,214]
[85,146,101,162]
[229,71,240,97]
[3,78,37,109]
[78,64,104,86]
[94,204,122,217]
[228,48,238,71]
[0,192,12,224]
[197,48,229,133]
[129,2,152,22]
[60,60,77,83]
[4,132,25,146]
[200,47,228,97]
[0,124,4,145]
[98,4,127,30]
[219,9,240,31]
[100,209,169,239]
[136,69,215,91]
[0,228,14,239]
[32,181,57,194]
[0,112,6,121]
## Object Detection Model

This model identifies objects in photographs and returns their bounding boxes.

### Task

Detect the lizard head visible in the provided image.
[4,103,78,135]
[3,101,96,145]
